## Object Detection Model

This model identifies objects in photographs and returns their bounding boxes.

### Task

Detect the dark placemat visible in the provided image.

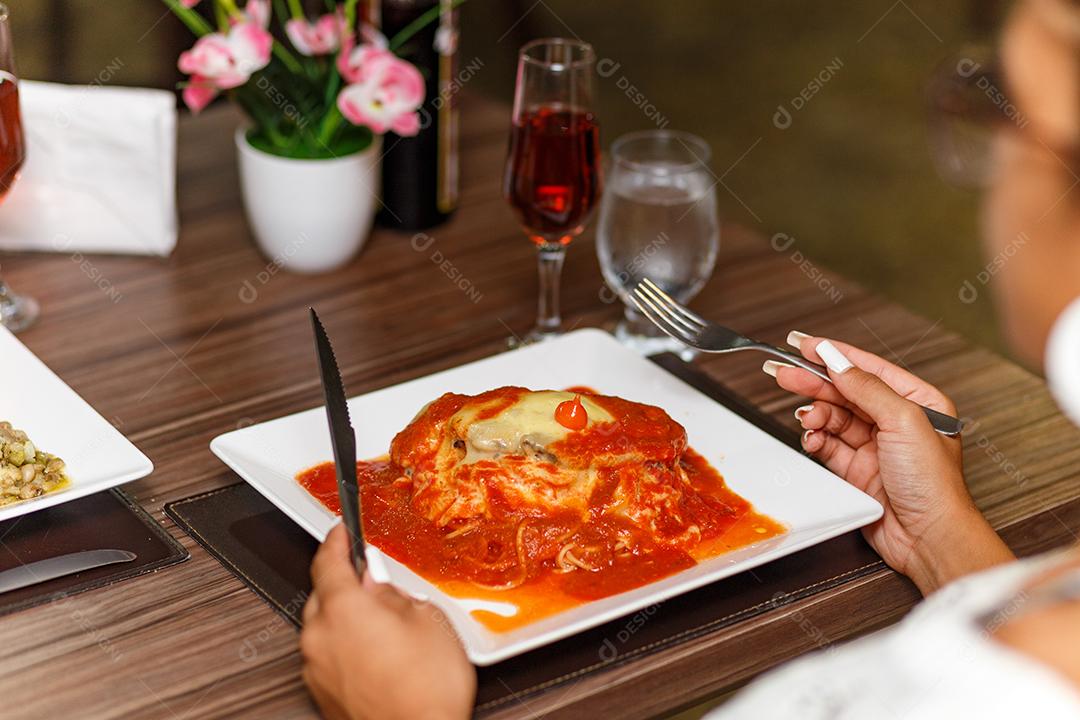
[165,354,884,715]
[0,489,189,616]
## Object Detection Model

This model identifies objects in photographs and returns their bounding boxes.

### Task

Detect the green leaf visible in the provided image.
[160,0,213,36]
[244,124,375,160]
[388,0,468,53]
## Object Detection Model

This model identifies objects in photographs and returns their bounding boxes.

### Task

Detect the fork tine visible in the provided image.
[639,278,707,327]
[635,282,702,335]
[632,295,694,345]
[631,289,699,346]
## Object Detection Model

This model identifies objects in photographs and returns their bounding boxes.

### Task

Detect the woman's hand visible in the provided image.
[766,331,1015,595]
[300,524,476,720]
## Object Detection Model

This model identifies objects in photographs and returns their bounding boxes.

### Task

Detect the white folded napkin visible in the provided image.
[0,80,178,257]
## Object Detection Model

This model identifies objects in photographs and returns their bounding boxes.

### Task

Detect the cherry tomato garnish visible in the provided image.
[555,395,588,431]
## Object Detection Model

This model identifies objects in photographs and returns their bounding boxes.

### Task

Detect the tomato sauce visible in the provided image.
[296,390,785,633]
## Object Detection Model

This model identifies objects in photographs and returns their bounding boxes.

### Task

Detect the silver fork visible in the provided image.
[630,278,964,437]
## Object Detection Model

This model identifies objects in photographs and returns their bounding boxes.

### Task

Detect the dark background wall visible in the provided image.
[10,0,1011,356]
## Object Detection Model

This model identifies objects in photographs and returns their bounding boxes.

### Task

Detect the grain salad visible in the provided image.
[0,421,68,506]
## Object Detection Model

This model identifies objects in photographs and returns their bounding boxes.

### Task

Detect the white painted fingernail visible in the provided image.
[794,404,814,421]
[817,340,853,374]
[762,360,795,377]
[802,429,815,445]
[787,330,811,349]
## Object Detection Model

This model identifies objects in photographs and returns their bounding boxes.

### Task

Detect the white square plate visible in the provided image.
[210,328,882,665]
[0,327,154,521]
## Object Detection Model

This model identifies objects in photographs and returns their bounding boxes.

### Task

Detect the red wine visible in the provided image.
[0,75,24,203]
[503,106,601,246]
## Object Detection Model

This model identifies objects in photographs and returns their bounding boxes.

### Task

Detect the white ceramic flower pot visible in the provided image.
[235,130,381,274]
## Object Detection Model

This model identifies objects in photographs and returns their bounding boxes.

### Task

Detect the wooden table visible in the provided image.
[2,94,1079,719]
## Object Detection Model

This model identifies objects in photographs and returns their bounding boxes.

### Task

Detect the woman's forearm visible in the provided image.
[908,505,1016,595]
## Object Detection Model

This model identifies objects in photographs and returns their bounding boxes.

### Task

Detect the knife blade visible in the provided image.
[310,308,367,577]
[0,549,137,594]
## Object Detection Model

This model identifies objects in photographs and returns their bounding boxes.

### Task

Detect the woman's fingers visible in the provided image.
[303,589,321,623]
[311,524,365,598]
[310,527,416,621]
[787,330,957,415]
[768,362,875,424]
[801,429,856,477]
[809,340,935,436]
[304,673,351,720]
[795,401,874,448]
[367,579,415,614]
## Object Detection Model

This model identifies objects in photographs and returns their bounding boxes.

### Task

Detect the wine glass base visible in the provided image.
[0,292,39,333]
[613,317,697,362]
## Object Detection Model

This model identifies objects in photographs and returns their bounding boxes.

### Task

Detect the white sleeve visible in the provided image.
[705,556,1080,719]
[1046,295,1080,427]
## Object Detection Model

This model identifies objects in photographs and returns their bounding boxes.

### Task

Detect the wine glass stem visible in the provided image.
[0,274,39,333]
[535,244,565,335]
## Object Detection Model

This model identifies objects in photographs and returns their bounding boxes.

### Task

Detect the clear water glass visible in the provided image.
[596,130,719,357]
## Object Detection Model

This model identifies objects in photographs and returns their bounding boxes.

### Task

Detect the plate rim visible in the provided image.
[0,327,155,522]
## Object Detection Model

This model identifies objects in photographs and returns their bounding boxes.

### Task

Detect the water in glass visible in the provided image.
[596,130,719,356]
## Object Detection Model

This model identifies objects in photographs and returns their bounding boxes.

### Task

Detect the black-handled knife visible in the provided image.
[310,308,366,577]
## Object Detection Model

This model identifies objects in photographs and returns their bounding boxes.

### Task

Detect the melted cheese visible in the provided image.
[455,391,613,464]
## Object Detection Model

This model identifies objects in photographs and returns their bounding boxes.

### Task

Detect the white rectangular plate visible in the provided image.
[0,327,154,521]
[210,328,882,665]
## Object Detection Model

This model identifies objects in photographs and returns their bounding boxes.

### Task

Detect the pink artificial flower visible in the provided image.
[337,51,425,136]
[336,43,389,84]
[285,11,347,56]
[242,0,271,29]
[177,21,272,112]
[180,0,201,7]
[359,24,389,49]
[182,76,218,113]
[336,25,392,80]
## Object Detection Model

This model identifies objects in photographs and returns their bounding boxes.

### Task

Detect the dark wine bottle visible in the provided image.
[376,0,459,231]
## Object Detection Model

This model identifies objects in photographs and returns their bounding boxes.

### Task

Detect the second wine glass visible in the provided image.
[0,2,35,333]
[503,38,601,345]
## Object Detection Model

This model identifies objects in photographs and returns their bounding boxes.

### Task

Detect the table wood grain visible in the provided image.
[1,94,1079,719]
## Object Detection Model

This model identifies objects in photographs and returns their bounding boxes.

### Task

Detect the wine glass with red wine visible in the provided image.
[503,39,601,345]
[0,3,35,333]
